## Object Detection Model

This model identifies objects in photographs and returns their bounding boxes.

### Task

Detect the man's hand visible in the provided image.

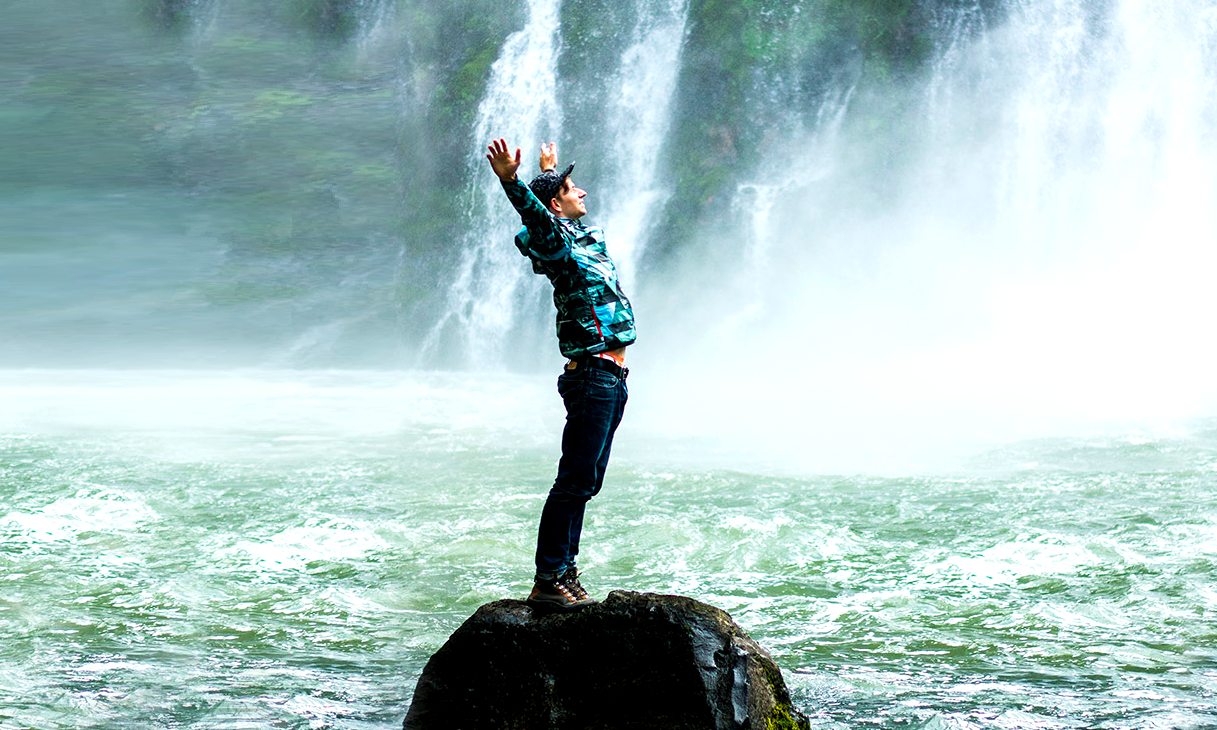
[486,138,522,182]
[539,142,557,172]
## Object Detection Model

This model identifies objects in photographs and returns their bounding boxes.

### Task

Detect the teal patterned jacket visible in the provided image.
[501,177,637,359]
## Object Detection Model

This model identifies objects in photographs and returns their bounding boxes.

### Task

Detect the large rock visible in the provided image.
[403,590,810,730]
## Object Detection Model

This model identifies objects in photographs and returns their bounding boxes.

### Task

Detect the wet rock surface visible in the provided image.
[402,590,810,730]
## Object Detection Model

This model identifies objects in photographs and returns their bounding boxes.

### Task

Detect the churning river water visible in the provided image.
[2,370,1215,729]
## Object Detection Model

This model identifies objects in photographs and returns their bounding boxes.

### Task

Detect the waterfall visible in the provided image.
[422,0,562,368]
[723,87,853,334]
[354,0,396,56]
[919,0,1217,404]
[641,0,1217,465]
[425,0,691,367]
[912,0,1217,262]
[596,0,692,288]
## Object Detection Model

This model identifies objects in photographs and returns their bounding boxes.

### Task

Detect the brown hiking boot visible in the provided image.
[527,573,595,609]
[559,567,594,603]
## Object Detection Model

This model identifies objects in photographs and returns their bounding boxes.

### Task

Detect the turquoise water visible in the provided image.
[2,371,1215,729]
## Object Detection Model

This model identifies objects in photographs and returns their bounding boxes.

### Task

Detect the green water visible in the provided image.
[2,371,1215,729]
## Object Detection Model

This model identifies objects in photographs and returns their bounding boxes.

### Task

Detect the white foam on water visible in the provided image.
[1167,521,1217,556]
[213,520,389,573]
[946,681,1030,696]
[1027,599,1132,633]
[1195,586,1217,610]
[3,491,159,543]
[917,715,984,730]
[933,537,1102,585]
[991,710,1073,729]
[803,588,920,635]
[1112,689,1168,701]
[276,693,347,724]
[72,660,158,675]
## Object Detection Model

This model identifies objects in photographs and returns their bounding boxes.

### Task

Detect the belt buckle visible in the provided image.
[566,360,578,371]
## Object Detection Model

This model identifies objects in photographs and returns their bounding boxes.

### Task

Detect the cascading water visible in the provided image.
[353,0,396,56]
[642,0,1217,469]
[425,0,691,365]
[423,0,562,367]
[725,89,853,334]
[905,0,1217,425]
[595,0,691,287]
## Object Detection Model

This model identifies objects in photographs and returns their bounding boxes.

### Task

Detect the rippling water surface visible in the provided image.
[2,371,1215,729]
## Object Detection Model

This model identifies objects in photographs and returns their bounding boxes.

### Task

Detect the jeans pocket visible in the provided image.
[587,370,619,389]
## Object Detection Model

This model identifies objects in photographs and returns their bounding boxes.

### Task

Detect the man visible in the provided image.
[485,138,636,609]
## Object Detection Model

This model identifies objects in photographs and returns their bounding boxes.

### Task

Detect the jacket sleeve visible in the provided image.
[501,177,572,262]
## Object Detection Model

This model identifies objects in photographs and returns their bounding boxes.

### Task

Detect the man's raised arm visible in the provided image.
[539,142,557,173]
[486,137,522,182]
[486,138,570,259]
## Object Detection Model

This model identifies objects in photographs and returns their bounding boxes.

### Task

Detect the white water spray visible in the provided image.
[641,0,1217,471]
[597,0,692,288]
[353,0,396,57]
[181,0,222,43]
[423,0,562,367]
[425,0,693,366]
[917,0,1217,423]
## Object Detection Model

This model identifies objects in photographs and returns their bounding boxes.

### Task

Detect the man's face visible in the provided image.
[550,179,587,219]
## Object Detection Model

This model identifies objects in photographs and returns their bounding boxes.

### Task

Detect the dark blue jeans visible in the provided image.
[534,364,628,579]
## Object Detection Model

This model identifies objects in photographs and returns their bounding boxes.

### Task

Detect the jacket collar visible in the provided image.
[559,217,588,234]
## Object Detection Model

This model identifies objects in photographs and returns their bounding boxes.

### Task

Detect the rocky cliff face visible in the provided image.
[403,590,809,730]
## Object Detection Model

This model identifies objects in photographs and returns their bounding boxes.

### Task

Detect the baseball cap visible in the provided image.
[528,163,575,207]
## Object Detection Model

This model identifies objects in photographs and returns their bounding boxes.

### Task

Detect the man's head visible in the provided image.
[529,163,587,219]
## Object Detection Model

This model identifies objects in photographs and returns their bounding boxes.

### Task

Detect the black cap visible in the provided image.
[528,163,575,208]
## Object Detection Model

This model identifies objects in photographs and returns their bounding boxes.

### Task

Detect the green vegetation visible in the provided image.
[761,660,806,729]
[766,705,805,730]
